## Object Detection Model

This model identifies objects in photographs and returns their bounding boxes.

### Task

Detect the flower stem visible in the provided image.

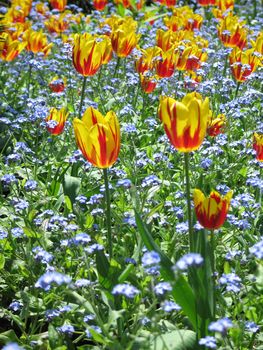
[103,168,113,260]
[79,76,87,118]
[184,152,193,252]
[210,229,216,319]
[234,81,241,99]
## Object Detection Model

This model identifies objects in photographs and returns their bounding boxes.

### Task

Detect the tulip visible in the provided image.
[175,45,208,71]
[217,14,247,49]
[193,189,233,230]
[46,108,68,135]
[253,133,263,162]
[49,76,66,93]
[197,0,216,6]
[184,14,203,31]
[216,0,234,11]
[229,47,261,82]
[164,14,184,32]
[158,92,210,152]
[73,107,120,168]
[111,24,140,58]
[251,32,263,55]
[72,33,106,76]
[45,14,69,34]
[49,0,67,11]
[135,46,162,74]
[207,114,226,137]
[0,33,27,61]
[140,73,158,93]
[156,29,174,51]
[155,47,178,78]
[23,29,53,56]
[93,0,107,10]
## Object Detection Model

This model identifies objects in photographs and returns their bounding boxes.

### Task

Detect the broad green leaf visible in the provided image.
[135,210,197,330]
[151,330,196,350]
[0,254,5,269]
[64,195,73,212]
[62,175,81,205]
[0,330,20,344]
[48,324,60,349]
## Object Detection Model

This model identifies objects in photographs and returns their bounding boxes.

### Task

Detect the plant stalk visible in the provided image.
[184,152,193,252]
[79,76,87,118]
[103,168,113,260]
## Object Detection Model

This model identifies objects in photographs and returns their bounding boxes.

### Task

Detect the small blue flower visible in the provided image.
[1,174,17,185]
[112,283,140,298]
[24,180,38,191]
[2,343,24,350]
[245,321,259,333]
[208,317,233,334]
[161,300,181,312]
[142,251,161,267]
[174,253,203,271]
[249,238,263,259]
[142,175,160,188]
[219,273,242,293]
[74,279,91,288]
[11,227,24,238]
[35,271,72,291]
[199,336,217,349]
[154,282,172,296]
[117,179,132,188]
[57,324,75,336]
[9,300,23,312]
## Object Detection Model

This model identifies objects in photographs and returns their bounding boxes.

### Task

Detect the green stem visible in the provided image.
[27,63,32,99]
[210,229,216,319]
[234,81,241,99]
[79,76,87,118]
[103,168,113,260]
[184,152,193,252]
[114,56,121,78]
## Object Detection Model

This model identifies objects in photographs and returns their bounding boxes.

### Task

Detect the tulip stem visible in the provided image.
[234,81,241,99]
[184,152,193,252]
[103,168,113,260]
[210,229,216,319]
[79,76,87,118]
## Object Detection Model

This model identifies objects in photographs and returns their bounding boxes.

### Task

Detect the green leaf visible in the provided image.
[0,330,20,345]
[135,210,197,330]
[96,251,121,289]
[64,195,73,212]
[0,254,5,269]
[62,175,81,205]
[151,330,196,350]
[48,324,61,349]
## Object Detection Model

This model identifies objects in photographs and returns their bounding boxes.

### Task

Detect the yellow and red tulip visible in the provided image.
[158,92,211,152]
[49,76,66,93]
[140,73,158,94]
[251,32,263,56]
[111,24,140,58]
[184,13,203,31]
[175,45,207,72]
[23,29,53,56]
[93,0,107,10]
[73,107,120,169]
[49,0,67,11]
[155,47,177,78]
[229,47,261,82]
[0,32,26,61]
[45,13,69,34]
[253,133,263,162]
[216,0,234,11]
[46,107,68,135]
[197,0,216,6]
[135,46,162,74]
[207,114,226,137]
[217,14,247,49]
[72,33,107,76]
[193,189,233,230]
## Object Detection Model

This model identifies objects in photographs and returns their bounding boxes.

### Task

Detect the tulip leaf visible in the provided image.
[134,210,197,330]
[62,175,81,206]
[150,330,196,350]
